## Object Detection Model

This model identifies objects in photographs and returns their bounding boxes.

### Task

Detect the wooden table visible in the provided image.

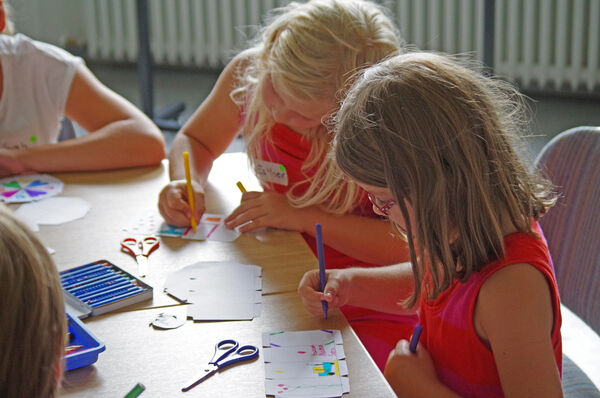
[20,153,395,397]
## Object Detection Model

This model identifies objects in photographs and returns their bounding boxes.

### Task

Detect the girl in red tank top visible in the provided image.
[157,1,418,370]
[299,52,563,397]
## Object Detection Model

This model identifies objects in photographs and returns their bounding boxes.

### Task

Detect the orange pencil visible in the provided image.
[182,152,197,233]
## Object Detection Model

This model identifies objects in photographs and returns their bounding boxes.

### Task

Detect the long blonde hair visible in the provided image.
[334,52,556,306]
[231,0,402,214]
[0,205,65,397]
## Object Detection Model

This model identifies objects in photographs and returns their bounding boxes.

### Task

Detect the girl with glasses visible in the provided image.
[299,52,562,397]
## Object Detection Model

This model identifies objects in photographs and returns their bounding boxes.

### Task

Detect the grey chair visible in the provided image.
[535,126,600,397]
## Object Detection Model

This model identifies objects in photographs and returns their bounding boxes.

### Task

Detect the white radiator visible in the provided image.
[83,0,600,93]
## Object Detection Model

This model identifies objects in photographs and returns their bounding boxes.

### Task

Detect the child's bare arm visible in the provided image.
[226,193,410,265]
[13,64,166,172]
[475,263,563,398]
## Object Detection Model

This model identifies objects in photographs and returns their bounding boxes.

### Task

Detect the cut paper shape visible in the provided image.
[265,377,350,397]
[124,210,240,242]
[263,330,349,397]
[0,174,63,203]
[16,197,90,227]
[163,261,262,321]
[150,313,185,330]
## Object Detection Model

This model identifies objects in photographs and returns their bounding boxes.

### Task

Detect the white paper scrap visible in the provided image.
[164,261,262,321]
[16,197,90,226]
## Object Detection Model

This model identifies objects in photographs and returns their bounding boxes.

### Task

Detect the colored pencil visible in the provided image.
[182,152,197,233]
[409,324,423,354]
[315,223,328,319]
[236,181,247,194]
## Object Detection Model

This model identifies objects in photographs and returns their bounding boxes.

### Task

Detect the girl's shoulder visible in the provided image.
[228,48,260,76]
[0,33,82,67]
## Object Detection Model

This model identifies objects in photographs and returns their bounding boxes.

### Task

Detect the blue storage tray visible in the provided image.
[64,312,106,371]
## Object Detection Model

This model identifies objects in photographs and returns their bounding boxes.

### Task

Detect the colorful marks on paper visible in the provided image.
[0,174,63,203]
[263,330,349,397]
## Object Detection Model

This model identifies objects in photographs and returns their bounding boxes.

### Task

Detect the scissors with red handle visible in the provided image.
[181,339,259,392]
[121,236,159,277]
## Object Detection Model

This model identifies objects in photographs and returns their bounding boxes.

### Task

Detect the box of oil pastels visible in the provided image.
[61,259,153,319]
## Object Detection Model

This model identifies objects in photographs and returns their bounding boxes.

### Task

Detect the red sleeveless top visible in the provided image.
[254,123,417,370]
[419,222,562,397]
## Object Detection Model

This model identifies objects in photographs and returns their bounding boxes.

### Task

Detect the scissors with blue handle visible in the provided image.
[120,236,159,277]
[181,339,259,392]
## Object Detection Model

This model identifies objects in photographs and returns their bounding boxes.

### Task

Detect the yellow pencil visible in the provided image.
[236,181,247,194]
[182,152,197,233]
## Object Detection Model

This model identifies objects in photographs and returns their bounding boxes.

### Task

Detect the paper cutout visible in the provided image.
[150,313,185,330]
[265,377,350,397]
[16,197,90,228]
[163,261,262,321]
[124,210,240,242]
[0,174,63,203]
[263,330,349,397]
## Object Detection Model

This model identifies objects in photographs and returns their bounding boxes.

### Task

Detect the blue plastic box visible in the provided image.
[64,312,106,371]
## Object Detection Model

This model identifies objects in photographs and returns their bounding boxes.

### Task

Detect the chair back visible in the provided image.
[535,126,600,334]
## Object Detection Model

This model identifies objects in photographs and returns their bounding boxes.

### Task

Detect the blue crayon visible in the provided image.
[315,223,328,319]
[89,287,144,308]
[62,268,118,288]
[409,324,423,354]
[84,285,140,305]
[60,264,109,281]
[64,273,122,291]
[74,279,132,299]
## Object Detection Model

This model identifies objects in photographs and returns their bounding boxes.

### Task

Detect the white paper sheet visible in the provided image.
[163,261,262,321]
[263,330,349,397]
[265,376,350,397]
[124,210,240,242]
[16,197,90,227]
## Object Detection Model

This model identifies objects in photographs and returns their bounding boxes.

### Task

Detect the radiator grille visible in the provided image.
[83,0,600,93]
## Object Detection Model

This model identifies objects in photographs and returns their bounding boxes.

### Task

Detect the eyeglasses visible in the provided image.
[367,193,396,216]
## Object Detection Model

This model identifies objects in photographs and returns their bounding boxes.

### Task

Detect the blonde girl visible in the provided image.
[158,0,417,369]
[299,52,563,397]
[0,205,66,397]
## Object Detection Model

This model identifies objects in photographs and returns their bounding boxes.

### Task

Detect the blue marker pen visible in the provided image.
[409,324,423,354]
[315,223,328,319]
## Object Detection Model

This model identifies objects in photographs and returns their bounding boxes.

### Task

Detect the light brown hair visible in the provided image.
[334,52,556,306]
[0,205,65,397]
[231,0,403,214]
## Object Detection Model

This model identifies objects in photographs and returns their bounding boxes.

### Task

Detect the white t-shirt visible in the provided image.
[0,33,83,149]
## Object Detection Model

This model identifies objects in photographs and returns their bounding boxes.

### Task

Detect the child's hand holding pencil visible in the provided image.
[297,267,352,318]
[157,166,206,228]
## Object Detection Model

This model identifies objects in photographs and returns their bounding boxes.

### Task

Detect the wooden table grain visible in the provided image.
[21,153,394,397]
